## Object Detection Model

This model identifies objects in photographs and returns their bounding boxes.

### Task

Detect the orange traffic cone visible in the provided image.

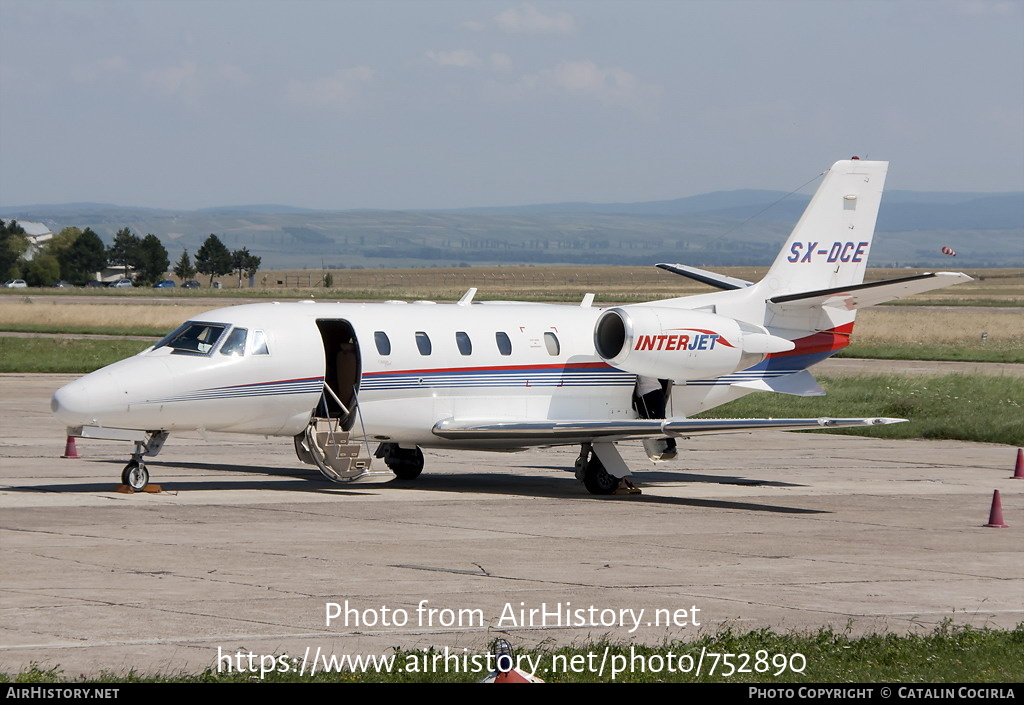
[61,436,80,459]
[984,490,1009,528]
[493,668,535,683]
[1012,449,1023,480]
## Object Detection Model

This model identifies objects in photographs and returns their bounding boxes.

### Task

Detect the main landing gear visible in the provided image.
[374,443,425,480]
[575,442,641,496]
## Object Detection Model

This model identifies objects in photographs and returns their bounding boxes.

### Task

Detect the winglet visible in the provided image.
[458,288,477,306]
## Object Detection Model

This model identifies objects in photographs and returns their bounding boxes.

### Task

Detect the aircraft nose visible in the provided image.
[51,372,123,426]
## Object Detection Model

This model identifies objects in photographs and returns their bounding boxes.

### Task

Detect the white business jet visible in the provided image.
[52,159,970,494]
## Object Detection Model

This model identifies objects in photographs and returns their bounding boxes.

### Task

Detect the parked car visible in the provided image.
[84,280,105,287]
[182,280,201,289]
[51,280,71,288]
[109,278,134,288]
[153,280,176,288]
[4,279,27,288]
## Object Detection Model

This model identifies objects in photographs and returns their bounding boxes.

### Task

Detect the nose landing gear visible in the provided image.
[121,456,150,491]
[117,432,168,492]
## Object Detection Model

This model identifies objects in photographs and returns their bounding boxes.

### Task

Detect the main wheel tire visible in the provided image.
[122,460,149,491]
[583,454,618,495]
[379,444,424,480]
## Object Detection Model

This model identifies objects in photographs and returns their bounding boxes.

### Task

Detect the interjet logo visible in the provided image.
[633,329,734,352]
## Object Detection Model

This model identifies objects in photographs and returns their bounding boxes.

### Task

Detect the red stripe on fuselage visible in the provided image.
[361,361,614,377]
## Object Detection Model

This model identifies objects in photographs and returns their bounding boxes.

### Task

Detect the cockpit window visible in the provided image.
[219,327,248,356]
[251,330,270,355]
[154,321,227,355]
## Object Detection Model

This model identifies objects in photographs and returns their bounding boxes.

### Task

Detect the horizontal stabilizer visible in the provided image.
[656,263,753,290]
[731,370,826,396]
[433,416,904,443]
[768,272,972,310]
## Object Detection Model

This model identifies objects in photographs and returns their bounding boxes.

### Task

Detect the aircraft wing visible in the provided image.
[432,416,905,443]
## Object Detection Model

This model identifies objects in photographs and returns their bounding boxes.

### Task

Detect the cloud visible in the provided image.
[70,55,128,85]
[424,50,513,72]
[215,64,250,84]
[143,60,200,102]
[490,60,659,111]
[952,0,1021,16]
[134,61,254,109]
[286,66,374,111]
[494,3,575,34]
[489,53,513,72]
[424,49,483,69]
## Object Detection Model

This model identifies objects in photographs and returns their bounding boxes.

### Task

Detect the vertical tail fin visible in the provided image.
[757,159,888,298]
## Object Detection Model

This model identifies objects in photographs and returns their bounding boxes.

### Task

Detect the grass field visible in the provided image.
[3,280,1022,362]
[0,301,203,337]
[2,267,1022,305]
[698,373,1024,446]
[0,338,152,373]
[841,308,1024,363]
[4,624,1021,683]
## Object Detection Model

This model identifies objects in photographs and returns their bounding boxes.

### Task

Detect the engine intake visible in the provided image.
[594,306,792,381]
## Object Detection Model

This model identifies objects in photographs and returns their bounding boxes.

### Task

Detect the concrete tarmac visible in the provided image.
[1,374,1020,678]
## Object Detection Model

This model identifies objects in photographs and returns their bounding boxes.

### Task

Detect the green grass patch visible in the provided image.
[0,338,152,373]
[0,324,166,337]
[3,624,1021,683]
[839,342,1024,364]
[699,374,1024,446]
[884,298,1023,308]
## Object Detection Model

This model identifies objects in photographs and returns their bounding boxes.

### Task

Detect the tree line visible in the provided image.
[1,222,260,287]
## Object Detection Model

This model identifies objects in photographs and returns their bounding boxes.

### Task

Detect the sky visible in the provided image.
[1,0,1022,211]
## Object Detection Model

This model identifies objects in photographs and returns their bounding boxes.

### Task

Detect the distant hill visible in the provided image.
[453,190,1024,231]
[1,189,1020,269]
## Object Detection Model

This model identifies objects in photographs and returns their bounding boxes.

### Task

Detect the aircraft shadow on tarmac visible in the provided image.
[12,458,827,514]
[530,465,806,488]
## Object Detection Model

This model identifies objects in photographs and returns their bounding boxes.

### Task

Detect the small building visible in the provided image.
[1,219,53,261]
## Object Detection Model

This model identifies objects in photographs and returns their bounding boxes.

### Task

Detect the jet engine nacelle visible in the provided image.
[593,306,794,381]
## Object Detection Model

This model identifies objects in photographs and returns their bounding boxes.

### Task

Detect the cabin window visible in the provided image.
[415,331,432,355]
[495,332,512,356]
[374,331,392,356]
[456,331,472,356]
[251,330,270,355]
[154,321,227,356]
[544,331,560,356]
[219,327,248,356]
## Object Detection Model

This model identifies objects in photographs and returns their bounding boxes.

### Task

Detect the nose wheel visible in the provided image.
[121,458,150,491]
[116,432,166,491]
